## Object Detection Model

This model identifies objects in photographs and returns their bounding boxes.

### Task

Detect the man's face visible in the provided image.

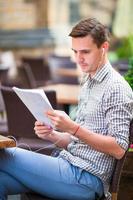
[72,35,104,76]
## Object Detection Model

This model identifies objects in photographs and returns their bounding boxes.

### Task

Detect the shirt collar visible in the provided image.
[89,62,112,83]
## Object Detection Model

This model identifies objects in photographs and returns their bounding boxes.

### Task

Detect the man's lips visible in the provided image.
[79,63,88,67]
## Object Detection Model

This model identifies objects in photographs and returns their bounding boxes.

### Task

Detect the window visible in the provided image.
[69,0,81,24]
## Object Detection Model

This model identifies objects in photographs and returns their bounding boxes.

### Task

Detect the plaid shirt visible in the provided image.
[60,62,133,198]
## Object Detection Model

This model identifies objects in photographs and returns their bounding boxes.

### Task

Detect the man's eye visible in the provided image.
[83,50,90,54]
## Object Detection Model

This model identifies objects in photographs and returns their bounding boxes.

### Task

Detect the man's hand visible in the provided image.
[46,110,77,134]
[34,119,73,149]
[34,121,53,140]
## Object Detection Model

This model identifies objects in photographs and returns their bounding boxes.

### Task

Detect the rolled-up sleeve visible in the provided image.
[104,83,133,150]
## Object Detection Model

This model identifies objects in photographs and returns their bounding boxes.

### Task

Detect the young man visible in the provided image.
[0,18,133,200]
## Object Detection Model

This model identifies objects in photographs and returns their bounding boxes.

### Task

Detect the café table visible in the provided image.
[56,68,80,77]
[43,83,80,113]
[0,135,16,148]
[43,83,80,105]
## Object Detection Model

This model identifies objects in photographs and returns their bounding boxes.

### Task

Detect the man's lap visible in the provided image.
[0,148,103,200]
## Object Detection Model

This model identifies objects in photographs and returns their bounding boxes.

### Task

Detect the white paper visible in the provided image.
[12,87,53,128]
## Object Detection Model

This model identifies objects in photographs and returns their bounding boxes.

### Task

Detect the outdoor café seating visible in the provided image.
[21,120,133,200]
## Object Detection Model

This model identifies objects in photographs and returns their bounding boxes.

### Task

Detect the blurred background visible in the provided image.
[0,0,133,85]
[1,0,132,55]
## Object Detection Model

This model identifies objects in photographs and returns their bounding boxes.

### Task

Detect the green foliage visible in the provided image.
[116,35,133,89]
[124,57,133,89]
[116,35,133,59]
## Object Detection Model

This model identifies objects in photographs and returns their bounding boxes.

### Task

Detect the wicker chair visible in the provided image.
[21,57,51,87]
[17,64,37,89]
[109,119,133,200]
[21,119,133,200]
[47,54,79,85]
[0,86,57,155]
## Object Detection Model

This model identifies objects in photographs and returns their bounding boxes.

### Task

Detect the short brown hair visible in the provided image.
[69,18,110,48]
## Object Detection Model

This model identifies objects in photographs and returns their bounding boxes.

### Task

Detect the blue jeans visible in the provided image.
[0,148,103,200]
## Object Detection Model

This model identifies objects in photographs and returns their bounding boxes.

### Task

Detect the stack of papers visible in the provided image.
[13,87,53,128]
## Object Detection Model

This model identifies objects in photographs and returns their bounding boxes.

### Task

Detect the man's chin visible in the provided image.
[81,68,89,73]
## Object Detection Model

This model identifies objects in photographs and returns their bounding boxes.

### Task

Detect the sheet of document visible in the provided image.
[13,87,53,128]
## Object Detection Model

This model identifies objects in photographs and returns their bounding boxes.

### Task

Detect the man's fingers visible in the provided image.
[46,110,56,117]
[35,121,44,126]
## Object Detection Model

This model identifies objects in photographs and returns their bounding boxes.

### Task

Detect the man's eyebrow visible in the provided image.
[71,48,91,52]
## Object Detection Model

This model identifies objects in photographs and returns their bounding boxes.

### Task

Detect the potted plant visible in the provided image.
[124,57,133,89]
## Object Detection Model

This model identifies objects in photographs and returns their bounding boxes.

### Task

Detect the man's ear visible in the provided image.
[102,41,109,52]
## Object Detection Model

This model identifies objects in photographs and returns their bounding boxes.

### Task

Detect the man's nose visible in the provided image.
[76,53,84,63]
